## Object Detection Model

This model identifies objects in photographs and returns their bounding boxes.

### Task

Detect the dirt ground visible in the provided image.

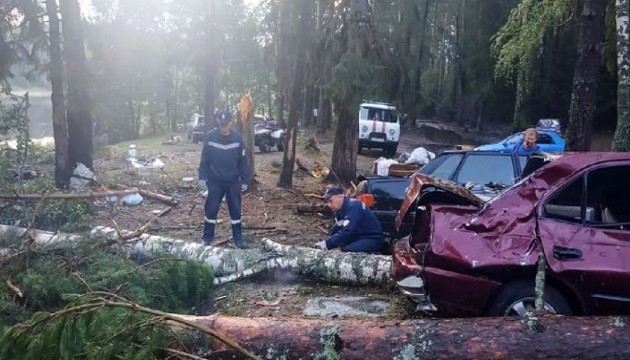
[98,121,612,318]
[87,124,487,318]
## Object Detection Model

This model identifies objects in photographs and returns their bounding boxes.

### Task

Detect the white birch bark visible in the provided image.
[0,225,391,286]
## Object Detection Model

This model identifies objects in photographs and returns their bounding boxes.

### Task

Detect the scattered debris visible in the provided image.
[304,296,389,318]
[70,163,95,191]
[162,135,183,145]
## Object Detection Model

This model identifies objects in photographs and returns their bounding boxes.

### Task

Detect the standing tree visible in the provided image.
[329,0,373,186]
[612,0,630,151]
[278,0,310,188]
[203,0,218,130]
[60,0,94,169]
[565,0,607,151]
[45,0,71,187]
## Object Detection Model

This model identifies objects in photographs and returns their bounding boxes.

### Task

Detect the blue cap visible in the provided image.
[323,187,344,200]
[215,110,231,126]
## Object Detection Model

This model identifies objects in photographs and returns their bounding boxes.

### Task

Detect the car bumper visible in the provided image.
[359,138,398,149]
[191,131,204,142]
[392,238,502,316]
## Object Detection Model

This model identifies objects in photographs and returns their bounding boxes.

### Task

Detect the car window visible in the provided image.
[585,166,630,227]
[537,133,554,145]
[544,165,630,227]
[423,154,463,180]
[455,154,516,186]
[518,156,528,171]
[360,107,397,123]
[544,176,584,223]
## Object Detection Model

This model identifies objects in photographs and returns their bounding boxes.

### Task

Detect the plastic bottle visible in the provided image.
[128,144,137,159]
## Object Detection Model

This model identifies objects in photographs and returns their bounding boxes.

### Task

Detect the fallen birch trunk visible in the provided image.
[0,189,141,201]
[181,313,629,360]
[0,225,391,286]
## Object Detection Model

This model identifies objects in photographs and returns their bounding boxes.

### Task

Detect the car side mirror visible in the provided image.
[502,143,508,147]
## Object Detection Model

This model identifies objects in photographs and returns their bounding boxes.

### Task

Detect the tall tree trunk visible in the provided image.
[330,0,370,186]
[331,102,357,185]
[203,0,217,131]
[565,0,607,151]
[612,0,630,151]
[316,89,331,135]
[278,0,309,188]
[60,0,93,170]
[414,0,432,118]
[45,0,70,188]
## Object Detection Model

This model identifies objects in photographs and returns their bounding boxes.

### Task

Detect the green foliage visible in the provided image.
[492,0,572,81]
[1,299,174,360]
[0,242,214,359]
[0,177,92,231]
[327,54,376,108]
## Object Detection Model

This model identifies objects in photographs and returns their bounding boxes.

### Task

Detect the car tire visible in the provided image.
[487,280,572,317]
[276,138,284,152]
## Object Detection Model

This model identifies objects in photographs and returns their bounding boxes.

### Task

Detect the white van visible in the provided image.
[358,102,399,156]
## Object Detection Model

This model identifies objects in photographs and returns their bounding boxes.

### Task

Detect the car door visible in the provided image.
[537,163,630,315]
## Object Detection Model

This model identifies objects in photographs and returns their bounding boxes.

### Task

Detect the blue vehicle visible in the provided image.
[475,119,566,153]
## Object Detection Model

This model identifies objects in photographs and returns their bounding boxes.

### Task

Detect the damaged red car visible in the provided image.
[392,152,630,317]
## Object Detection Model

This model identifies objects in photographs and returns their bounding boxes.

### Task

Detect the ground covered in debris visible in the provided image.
[83,124,498,318]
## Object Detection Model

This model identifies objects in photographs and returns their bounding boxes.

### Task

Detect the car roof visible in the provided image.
[478,152,630,217]
[360,103,396,110]
[440,150,515,155]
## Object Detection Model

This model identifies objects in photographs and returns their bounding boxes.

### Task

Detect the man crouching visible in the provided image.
[313,187,384,253]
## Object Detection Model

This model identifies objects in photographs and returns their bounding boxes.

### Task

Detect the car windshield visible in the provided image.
[360,107,397,123]
[455,154,516,186]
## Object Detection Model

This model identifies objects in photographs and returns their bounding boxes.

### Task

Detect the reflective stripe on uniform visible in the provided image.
[207,141,240,150]
[230,219,241,225]
[204,217,217,224]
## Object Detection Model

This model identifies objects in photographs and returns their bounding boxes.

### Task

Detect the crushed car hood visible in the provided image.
[395,174,484,230]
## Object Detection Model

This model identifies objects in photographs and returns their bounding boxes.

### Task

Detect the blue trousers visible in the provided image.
[340,238,383,253]
[203,180,242,246]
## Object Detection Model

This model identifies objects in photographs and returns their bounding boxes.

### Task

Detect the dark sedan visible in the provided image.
[392,152,630,317]
[358,151,529,239]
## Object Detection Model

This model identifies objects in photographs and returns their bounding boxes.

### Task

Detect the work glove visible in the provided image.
[198,179,207,191]
[241,184,248,192]
[313,240,327,250]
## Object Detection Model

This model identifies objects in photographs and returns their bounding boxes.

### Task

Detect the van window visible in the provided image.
[360,107,397,123]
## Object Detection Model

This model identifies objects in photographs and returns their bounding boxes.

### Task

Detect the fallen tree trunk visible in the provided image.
[181,314,629,360]
[0,189,140,201]
[0,225,391,286]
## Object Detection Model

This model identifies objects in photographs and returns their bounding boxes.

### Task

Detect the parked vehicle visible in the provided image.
[358,151,529,239]
[476,119,566,153]
[254,122,285,152]
[187,113,205,144]
[392,152,630,317]
[358,102,400,157]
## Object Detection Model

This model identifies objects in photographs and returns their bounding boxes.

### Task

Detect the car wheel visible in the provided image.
[487,281,572,317]
[276,138,284,152]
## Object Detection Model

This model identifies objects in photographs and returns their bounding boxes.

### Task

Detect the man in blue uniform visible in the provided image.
[198,110,250,248]
[313,187,384,253]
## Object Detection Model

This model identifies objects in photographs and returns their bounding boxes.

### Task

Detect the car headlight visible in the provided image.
[389,129,395,135]
[362,126,368,133]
